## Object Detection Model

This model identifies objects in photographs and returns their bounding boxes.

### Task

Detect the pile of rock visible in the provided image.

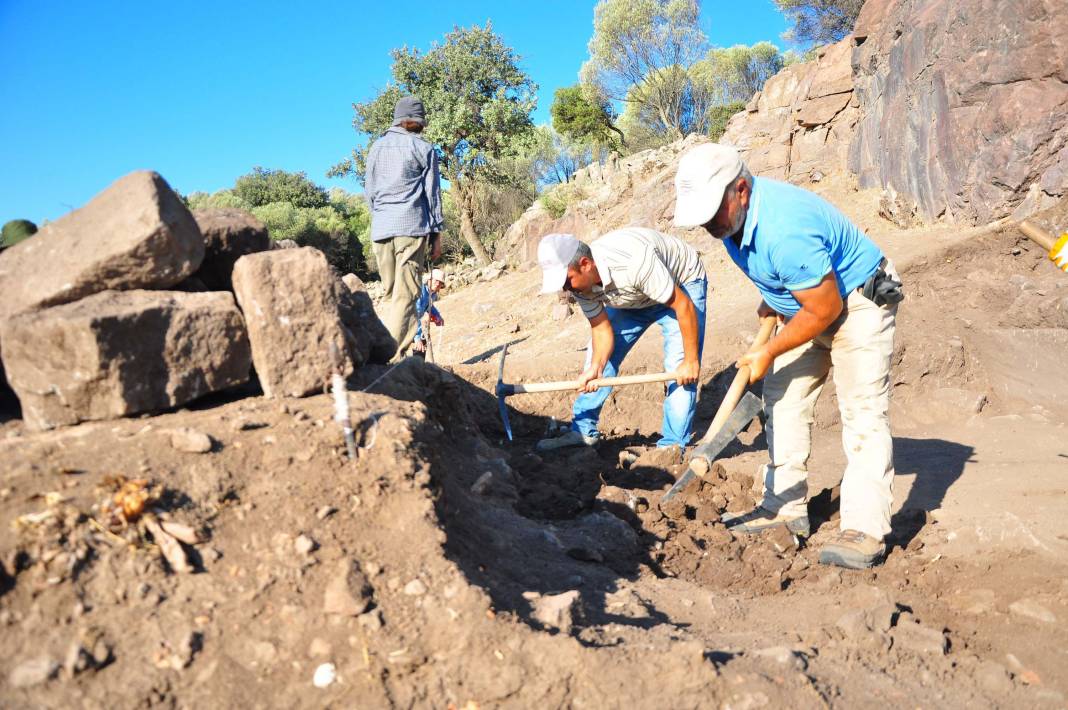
[0,171,392,430]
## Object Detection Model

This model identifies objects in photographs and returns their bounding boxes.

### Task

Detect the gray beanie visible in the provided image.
[393,96,426,126]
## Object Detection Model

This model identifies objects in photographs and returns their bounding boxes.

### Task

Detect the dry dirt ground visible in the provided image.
[2,180,1067,708]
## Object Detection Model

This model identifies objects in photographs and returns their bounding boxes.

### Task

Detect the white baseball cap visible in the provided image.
[538,233,582,294]
[673,143,744,228]
[425,268,445,283]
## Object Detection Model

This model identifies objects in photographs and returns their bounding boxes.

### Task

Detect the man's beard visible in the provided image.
[726,204,746,238]
[711,204,746,240]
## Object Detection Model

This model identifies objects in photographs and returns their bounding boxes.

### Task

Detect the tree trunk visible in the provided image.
[455,179,492,265]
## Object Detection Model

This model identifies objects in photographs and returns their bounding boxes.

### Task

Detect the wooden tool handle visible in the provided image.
[696,316,777,445]
[1019,220,1055,252]
[512,370,679,394]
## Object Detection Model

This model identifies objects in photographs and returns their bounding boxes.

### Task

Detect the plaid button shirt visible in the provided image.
[365,127,444,242]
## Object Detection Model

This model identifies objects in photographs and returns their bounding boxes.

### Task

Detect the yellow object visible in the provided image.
[1051,232,1068,272]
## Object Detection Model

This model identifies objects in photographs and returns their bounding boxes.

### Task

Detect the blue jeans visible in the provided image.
[571,278,707,448]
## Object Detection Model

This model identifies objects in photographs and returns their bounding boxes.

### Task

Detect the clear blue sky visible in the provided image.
[0,1,788,225]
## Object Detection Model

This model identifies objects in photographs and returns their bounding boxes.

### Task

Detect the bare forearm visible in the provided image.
[673,296,700,364]
[589,321,614,372]
[767,305,838,358]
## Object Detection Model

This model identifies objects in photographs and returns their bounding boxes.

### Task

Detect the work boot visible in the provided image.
[818,529,886,569]
[535,429,599,452]
[721,506,810,537]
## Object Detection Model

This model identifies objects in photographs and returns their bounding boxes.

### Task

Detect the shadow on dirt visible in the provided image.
[357,358,678,642]
[808,436,974,550]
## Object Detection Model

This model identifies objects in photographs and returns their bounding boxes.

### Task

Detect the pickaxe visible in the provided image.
[495,344,681,441]
[661,316,777,504]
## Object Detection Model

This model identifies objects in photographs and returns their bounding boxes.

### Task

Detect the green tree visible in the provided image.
[528,125,593,186]
[693,42,784,106]
[1,219,38,249]
[234,167,329,209]
[186,189,252,211]
[550,84,625,150]
[773,0,864,46]
[332,23,537,265]
[706,100,746,141]
[580,0,708,139]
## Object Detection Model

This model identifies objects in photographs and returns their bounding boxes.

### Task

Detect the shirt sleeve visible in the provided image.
[364,143,378,210]
[425,147,444,232]
[576,294,603,320]
[769,234,833,292]
[414,286,429,317]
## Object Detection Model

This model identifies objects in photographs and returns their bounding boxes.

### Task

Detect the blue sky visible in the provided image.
[0,1,788,225]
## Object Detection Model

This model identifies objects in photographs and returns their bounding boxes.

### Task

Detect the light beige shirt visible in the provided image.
[575,227,706,319]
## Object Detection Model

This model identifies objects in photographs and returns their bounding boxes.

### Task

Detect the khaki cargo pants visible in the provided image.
[373,235,427,362]
[760,262,900,540]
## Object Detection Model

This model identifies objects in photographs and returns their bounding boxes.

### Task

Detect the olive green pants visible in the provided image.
[372,235,427,362]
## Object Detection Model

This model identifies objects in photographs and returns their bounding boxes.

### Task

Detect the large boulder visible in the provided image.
[0,171,203,320]
[189,209,271,291]
[231,248,353,398]
[849,0,1068,224]
[338,273,396,365]
[0,291,251,430]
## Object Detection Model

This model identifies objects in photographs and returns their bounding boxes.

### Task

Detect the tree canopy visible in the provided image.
[187,169,371,277]
[580,0,707,140]
[1,219,37,249]
[550,85,625,151]
[773,0,864,46]
[234,167,329,209]
[332,23,537,264]
[577,0,786,150]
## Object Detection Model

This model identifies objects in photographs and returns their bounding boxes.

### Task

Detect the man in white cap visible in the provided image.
[535,229,708,451]
[673,142,904,570]
[365,95,444,361]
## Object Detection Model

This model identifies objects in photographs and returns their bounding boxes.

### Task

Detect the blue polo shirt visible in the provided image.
[722,177,883,316]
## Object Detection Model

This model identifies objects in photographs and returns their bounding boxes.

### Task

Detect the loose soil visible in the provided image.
[2,188,1067,708]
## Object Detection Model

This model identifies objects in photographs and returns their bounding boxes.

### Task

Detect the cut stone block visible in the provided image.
[190,209,270,291]
[231,248,352,397]
[0,171,203,320]
[0,290,251,430]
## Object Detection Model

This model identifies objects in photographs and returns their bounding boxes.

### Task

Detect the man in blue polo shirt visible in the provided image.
[674,143,903,570]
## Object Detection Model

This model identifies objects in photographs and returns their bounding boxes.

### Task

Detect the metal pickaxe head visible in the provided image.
[495,343,516,440]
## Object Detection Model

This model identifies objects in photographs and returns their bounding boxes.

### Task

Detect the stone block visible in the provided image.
[231,248,352,397]
[0,171,203,320]
[0,290,250,430]
[190,208,270,291]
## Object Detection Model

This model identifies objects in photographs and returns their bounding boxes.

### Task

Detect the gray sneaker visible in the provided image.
[722,506,810,537]
[818,529,885,569]
[535,429,599,452]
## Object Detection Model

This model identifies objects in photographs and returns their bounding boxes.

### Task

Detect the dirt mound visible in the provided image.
[2,360,839,708]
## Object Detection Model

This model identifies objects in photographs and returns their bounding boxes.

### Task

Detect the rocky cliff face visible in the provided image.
[721,38,857,184]
[848,0,1068,226]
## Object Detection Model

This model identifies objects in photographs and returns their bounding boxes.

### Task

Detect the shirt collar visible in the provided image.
[590,243,614,293]
[740,176,761,248]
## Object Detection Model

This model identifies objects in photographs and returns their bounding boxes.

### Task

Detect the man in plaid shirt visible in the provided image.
[365,96,445,361]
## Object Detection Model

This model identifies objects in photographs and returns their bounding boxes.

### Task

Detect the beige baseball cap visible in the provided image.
[538,233,582,293]
[673,143,744,228]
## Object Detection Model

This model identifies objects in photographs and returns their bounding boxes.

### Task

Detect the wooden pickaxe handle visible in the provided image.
[503,370,680,395]
[695,315,777,446]
[1019,220,1056,251]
